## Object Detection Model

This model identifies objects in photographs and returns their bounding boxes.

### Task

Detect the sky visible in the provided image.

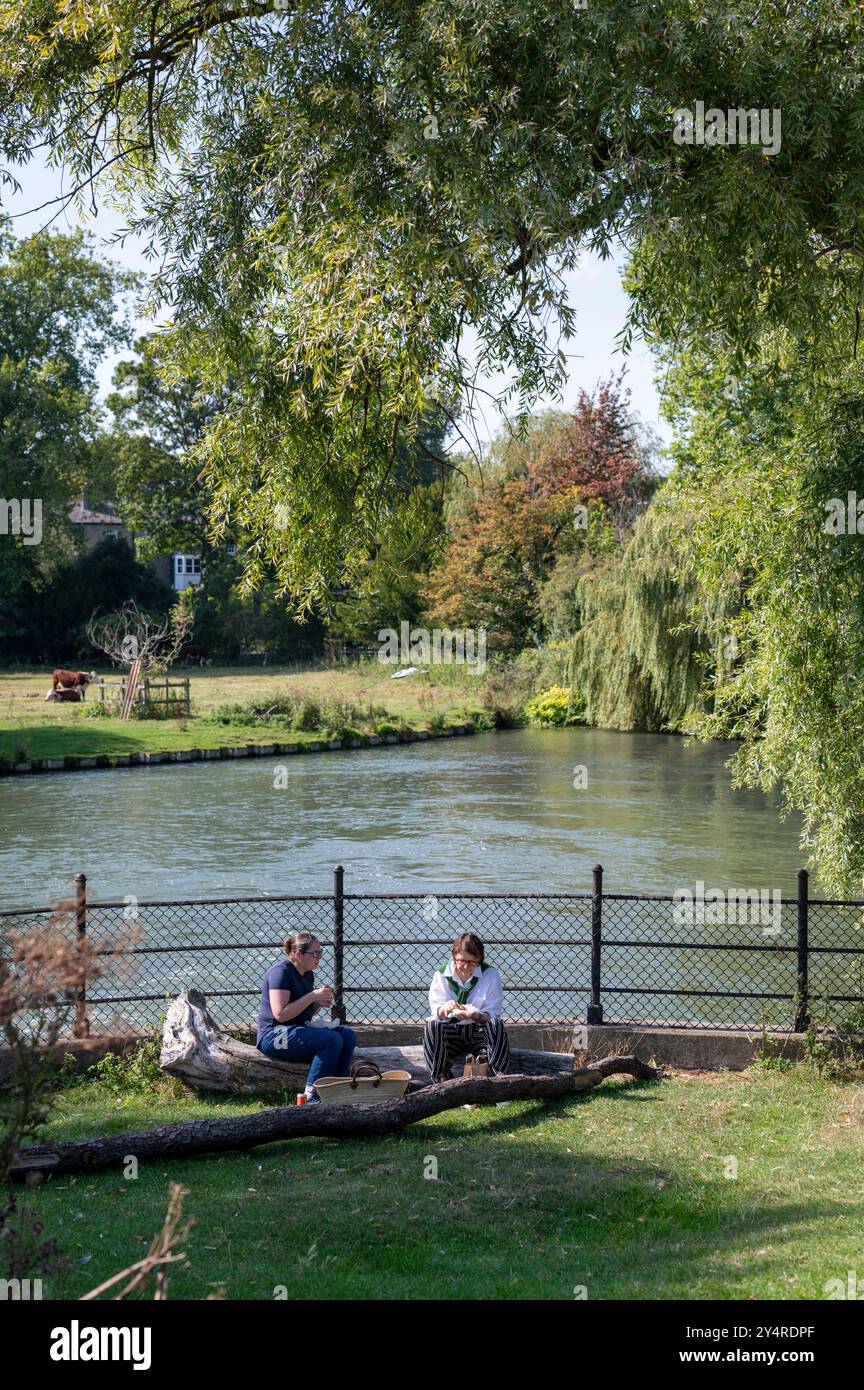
[3,152,672,454]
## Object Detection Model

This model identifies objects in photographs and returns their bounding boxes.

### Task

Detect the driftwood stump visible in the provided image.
[160,989,308,1093]
[160,988,579,1093]
[10,1053,661,1179]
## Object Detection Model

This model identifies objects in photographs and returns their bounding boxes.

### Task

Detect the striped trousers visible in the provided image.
[423,1016,511,1082]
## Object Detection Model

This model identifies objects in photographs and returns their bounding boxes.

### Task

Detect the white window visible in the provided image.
[226,542,237,556]
[173,553,202,590]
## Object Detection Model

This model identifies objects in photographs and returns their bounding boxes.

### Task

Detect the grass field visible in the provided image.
[0,663,502,763]
[21,1062,864,1301]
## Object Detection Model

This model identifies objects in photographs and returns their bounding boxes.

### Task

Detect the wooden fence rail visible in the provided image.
[98,673,190,718]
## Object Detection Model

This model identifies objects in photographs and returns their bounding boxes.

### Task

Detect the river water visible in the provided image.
[0,728,807,908]
[5,729,840,1033]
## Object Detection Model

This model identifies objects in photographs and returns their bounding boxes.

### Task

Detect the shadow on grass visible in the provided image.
[26,1108,863,1300]
[399,1080,664,1141]
[0,723,152,759]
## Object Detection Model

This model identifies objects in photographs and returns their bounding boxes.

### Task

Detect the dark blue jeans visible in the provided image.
[258,1023,357,1087]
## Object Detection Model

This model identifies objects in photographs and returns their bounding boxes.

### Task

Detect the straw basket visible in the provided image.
[315,1060,412,1106]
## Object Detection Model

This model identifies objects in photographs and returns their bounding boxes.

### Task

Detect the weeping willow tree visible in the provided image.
[572,307,864,893]
[567,494,737,732]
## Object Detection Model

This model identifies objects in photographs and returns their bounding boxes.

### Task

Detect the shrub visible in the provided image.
[206,693,299,727]
[525,684,586,726]
[293,698,322,731]
[89,1036,181,1096]
[468,709,495,731]
[82,702,113,719]
[322,697,362,726]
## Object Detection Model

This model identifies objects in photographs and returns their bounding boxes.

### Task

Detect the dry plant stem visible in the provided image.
[81,1182,191,1301]
[1,906,137,1283]
[10,1055,661,1178]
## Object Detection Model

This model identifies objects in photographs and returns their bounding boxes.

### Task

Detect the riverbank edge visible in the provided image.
[0,721,482,777]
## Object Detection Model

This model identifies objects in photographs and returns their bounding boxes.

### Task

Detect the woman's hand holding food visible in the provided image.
[314,985,334,1007]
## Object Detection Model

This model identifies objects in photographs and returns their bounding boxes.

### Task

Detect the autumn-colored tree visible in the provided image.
[423,478,561,652]
[531,374,657,526]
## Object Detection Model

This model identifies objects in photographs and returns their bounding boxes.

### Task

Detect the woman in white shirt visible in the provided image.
[424,931,511,1082]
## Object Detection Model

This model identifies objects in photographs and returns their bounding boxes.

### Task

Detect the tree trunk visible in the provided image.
[159,988,579,1093]
[10,1053,660,1179]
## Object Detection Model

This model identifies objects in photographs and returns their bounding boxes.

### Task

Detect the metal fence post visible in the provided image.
[587,863,604,1024]
[794,868,810,1032]
[73,872,90,1039]
[333,864,346,1023]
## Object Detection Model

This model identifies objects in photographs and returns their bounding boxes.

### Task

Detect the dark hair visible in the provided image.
[284,932,319,958]
[451,932,484,963]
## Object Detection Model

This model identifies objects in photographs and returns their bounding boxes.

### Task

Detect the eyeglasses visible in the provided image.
[301,946,323,958]
[454,956,479,966]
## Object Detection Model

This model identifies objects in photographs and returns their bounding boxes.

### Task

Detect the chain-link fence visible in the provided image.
[1,867,862,1036]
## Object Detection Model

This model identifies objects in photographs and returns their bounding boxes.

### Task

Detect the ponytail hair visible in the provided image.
[284,931,318,959]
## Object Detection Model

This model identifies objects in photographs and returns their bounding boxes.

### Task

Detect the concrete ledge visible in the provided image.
[589,1024,806,1070]
[313,1022,807,1069]
[0,1019,816,1087]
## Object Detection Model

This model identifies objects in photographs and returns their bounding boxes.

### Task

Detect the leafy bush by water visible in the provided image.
[525,684,586,726]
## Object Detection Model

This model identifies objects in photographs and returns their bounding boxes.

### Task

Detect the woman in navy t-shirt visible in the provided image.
[257,931,356,1102]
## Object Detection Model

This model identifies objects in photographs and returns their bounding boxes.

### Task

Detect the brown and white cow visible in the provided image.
[178,643,209,667]
[45,669,98,701]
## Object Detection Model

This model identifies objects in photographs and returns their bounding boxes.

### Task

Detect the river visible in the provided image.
[0,728,807,908]
[5,729,834,1032]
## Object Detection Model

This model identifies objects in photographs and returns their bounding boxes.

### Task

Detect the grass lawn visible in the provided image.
[22,1064,864,1300]
[0,663,498,763]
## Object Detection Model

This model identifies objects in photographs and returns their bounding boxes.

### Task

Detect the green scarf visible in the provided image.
[437,960,490,1007]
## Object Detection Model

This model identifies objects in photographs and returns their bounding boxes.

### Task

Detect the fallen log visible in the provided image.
[9,1054,660,1179]
[159,988,577,1092]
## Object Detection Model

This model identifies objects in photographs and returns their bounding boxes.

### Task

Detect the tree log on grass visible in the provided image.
[159,988,580,1092]
[9,1054,661,1180]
